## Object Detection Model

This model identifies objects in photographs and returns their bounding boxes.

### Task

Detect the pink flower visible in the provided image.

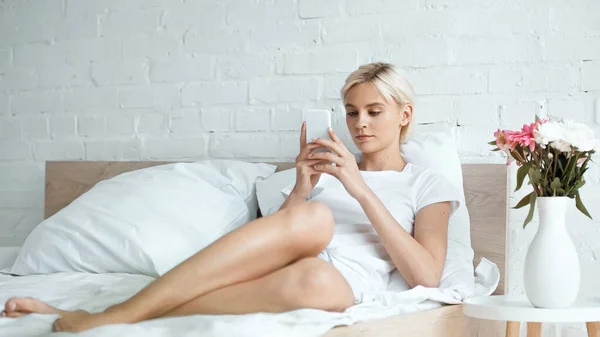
[505,122,538,152]
[494,129,517,166]
[494,129,511,152]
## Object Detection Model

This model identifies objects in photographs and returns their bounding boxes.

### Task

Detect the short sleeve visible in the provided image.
[415,170,462,216]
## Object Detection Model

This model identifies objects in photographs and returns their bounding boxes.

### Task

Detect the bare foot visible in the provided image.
[1,297,71,318]
[52,311,126,333]
[0,297,126,333]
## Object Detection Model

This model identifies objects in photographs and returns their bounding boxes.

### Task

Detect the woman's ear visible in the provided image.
[399,104,413,127]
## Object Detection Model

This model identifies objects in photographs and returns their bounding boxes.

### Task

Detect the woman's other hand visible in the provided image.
[309,128,370,200]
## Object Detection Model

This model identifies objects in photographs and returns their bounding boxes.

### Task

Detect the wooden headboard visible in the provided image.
[44,161,508,294]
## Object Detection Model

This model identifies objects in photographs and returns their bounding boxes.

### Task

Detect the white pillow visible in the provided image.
[256,168,297,217]
[255,128,476,295]
[11,160,277,277]
[0,247,20,271]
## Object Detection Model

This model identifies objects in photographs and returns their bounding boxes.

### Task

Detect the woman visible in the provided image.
[1,62,459,332]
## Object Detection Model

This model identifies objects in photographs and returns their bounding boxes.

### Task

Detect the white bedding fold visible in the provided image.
[0,258,499,337]
[0,247,20,270]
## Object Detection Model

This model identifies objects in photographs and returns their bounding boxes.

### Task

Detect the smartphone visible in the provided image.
[304,109,332,153]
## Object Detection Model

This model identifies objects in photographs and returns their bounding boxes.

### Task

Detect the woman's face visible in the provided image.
[344,82,411,154]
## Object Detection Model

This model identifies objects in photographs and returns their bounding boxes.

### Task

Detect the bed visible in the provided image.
[29,160,509,337]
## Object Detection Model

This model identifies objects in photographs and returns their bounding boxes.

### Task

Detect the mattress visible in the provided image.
[0,257,499,337]
[0,240,499,337]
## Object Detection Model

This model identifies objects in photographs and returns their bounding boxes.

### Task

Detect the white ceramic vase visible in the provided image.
[523,197,581,308]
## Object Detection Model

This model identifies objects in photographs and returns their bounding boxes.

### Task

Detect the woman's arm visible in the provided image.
[307,129,453,288]
[356,190,451,288]
[279,189,307,211]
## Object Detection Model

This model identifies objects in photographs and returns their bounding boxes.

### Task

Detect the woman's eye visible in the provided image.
[346,111,358,117]
[369,111,382,116]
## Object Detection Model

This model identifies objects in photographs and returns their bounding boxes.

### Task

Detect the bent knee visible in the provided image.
[287,201,334,246]
[278,258,354,312]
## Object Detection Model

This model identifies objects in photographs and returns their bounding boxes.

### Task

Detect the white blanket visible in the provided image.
[0,259,499,337]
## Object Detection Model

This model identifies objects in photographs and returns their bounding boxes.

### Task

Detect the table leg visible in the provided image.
[587,322,599,337]
[527,322,541,337]
[506,321,520,337]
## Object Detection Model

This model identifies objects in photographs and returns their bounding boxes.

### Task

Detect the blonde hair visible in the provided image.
[340,62,414,144]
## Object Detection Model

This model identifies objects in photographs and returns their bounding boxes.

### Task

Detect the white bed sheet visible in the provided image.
[0,258,499,337]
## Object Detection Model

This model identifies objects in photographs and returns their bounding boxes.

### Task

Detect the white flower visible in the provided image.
[534,122,560,146]
[562,120,596,152]
[534,119,597,153]
[534,121,566,150]
[550,139,572,152]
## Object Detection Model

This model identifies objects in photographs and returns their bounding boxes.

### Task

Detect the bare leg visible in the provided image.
[3,257,354,330]
[160,257,355,316]
[3,202,335,332]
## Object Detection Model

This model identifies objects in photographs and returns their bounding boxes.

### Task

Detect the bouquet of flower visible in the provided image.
[490,117,599,228]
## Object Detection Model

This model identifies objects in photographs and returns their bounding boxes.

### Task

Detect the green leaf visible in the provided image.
[558,156,565,172]
[513,192,535,209]
[567,167,576,186]
[580,156,590,171]
[488,140,497,146]
[515,163,530,192]
[492,148,501,152]
[523,193,537,229]
[564,155,577,184]
[529,166,542,185]
[575,191,593,220]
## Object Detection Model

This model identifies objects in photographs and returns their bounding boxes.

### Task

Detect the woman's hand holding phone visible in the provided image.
[293,108,368,201]
[309,128,370,201]
[292,121,328,199]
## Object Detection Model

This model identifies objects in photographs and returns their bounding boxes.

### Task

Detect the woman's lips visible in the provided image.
[356,135,373,141]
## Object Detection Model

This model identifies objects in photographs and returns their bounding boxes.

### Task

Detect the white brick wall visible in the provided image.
[182,82,247,106]
[0,1,599,335]
[11,90,62,114]
[249,78,321,104]
[151,56,213,82]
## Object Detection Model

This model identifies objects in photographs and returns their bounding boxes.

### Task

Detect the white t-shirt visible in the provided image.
[285,163,461,288]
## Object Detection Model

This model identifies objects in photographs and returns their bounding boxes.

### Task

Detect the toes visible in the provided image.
[6,298,28,313]
[3,297,63,316]
[4,298,18,312]
[1,309,27,318]
[4,297,17,312]
[4,311,26,318]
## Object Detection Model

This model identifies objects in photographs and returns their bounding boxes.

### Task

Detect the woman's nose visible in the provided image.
[354,114,368,129]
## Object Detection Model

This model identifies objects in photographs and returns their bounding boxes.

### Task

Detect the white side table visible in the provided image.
[463,295,600,337]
